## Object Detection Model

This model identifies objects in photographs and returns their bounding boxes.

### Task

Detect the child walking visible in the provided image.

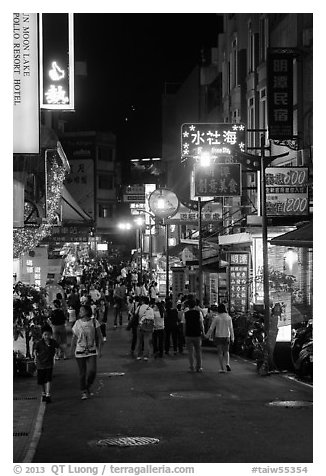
[33,324,59,403]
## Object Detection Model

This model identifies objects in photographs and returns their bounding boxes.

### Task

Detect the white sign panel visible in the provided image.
[13,13,39,153]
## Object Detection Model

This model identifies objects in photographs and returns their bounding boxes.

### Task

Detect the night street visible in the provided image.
[29,310,313,464]
[12,9,315,472]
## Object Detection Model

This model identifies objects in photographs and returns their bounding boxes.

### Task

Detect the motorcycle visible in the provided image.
[291,319,313,378]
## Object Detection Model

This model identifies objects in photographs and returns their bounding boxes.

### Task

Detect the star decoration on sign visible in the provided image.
[189,125,196,131]
[183,131,189,137]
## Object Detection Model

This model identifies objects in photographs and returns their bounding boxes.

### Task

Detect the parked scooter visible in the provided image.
[291,319,313,378]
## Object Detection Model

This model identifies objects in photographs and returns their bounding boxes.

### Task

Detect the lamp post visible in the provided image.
[148,188,179,302]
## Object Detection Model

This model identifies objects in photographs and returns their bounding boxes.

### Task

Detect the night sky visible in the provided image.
[65,13,222,161]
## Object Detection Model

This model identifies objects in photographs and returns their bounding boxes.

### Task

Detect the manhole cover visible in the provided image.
[170,391,221,399]
[267,400,313,408]
[96,436,159,447]
[98,372,125,377]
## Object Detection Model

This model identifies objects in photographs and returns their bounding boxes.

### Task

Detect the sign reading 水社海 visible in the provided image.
[194,163,242,197]
[181,123,245,162]
[265,167,309,216]
[228,252,249,313]
[267,48,294,140]
[13,13,39,154]
[40,13,74,110]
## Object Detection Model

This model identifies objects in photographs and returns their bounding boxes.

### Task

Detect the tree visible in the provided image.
[13,282,48,358]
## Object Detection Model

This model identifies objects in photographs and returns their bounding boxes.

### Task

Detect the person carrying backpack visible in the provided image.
[136,296,154,361]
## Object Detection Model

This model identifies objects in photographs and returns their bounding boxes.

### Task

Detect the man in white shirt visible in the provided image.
[205,303,234,373]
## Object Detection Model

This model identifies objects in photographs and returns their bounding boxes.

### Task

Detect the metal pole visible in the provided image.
[139,227,143,281]
[198,196,203,304]
[165,221,169,301]
[260,134,271,369]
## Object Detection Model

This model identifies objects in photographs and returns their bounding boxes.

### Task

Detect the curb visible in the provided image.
[22,401,46,463]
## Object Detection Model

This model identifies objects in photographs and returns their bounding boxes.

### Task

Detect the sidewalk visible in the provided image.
[13,309,313,463]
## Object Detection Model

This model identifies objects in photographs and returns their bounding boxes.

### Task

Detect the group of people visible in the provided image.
[32,259,235,403]
[125,294,234,375]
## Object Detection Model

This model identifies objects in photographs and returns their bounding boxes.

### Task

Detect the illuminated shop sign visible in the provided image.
[228,252,249,313]
[194,163,242,197]
[267,48,294,140]
[265,167,309,216]
[181,123,245,162]
[39,13,74,109]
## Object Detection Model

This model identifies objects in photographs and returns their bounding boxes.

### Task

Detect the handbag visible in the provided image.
[140,307,154,333]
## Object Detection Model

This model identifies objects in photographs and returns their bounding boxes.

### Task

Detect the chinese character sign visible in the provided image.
[228,252,249,313]
[265,167,309,216]
[194,164,242,197]
[267,48,294,140]
[181,123,245,161]
[40,13,74,110]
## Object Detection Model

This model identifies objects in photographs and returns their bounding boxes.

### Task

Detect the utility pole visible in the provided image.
[245,131,289,374]
[198,197,203,304]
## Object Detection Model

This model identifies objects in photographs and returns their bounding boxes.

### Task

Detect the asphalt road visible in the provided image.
[32,310,313,464]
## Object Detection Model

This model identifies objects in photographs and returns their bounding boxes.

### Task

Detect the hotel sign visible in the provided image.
[13,13,39,153]
[267,48,294,140]
[181,123,245,162]
[39,13,74,109]
[266,167,309,216]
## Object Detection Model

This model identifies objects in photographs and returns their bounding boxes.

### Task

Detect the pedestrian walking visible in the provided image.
[182,299,205,372]
[136,296,154,361]
[126,296,141,356]
[164,300,179,355]
[48,299,68,360]
[33,324,59,403]
[96,298,109,341]
[152,301,165,358]
[113,280,127,327]
[205,303,234,373]
[70,304,104,400]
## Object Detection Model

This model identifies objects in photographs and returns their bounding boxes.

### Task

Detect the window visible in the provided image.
[259,16,268,63]
[248,97,255,149]
[230,37,238,88]
[248,21,255,73]
[259,88,267,136]
[98,174,113,189]
[98,147,113,162]
[98,204,113,218]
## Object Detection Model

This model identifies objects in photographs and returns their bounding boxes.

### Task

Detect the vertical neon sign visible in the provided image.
[39,13,74,110]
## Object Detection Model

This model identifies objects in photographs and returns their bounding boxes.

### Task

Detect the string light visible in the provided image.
[13,154,67,259]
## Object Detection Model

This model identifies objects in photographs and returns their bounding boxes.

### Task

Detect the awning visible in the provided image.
[269,221,313,248]
[61,186,93,223]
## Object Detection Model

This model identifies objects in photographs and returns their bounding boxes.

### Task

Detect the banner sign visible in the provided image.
[166,201,222,224]
[123,185,145,203]
[228,252,249,313]
[39,13,74,109]
[13,13,39,153]
[42,225,91,243]
[194,163,242,197]
[267,48,294,140]
[265,167,309,216]
[181,123,245,161]
[65,158,95,218]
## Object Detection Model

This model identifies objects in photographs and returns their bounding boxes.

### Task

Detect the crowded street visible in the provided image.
[15,303,313,464]
[12,10,315,471]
